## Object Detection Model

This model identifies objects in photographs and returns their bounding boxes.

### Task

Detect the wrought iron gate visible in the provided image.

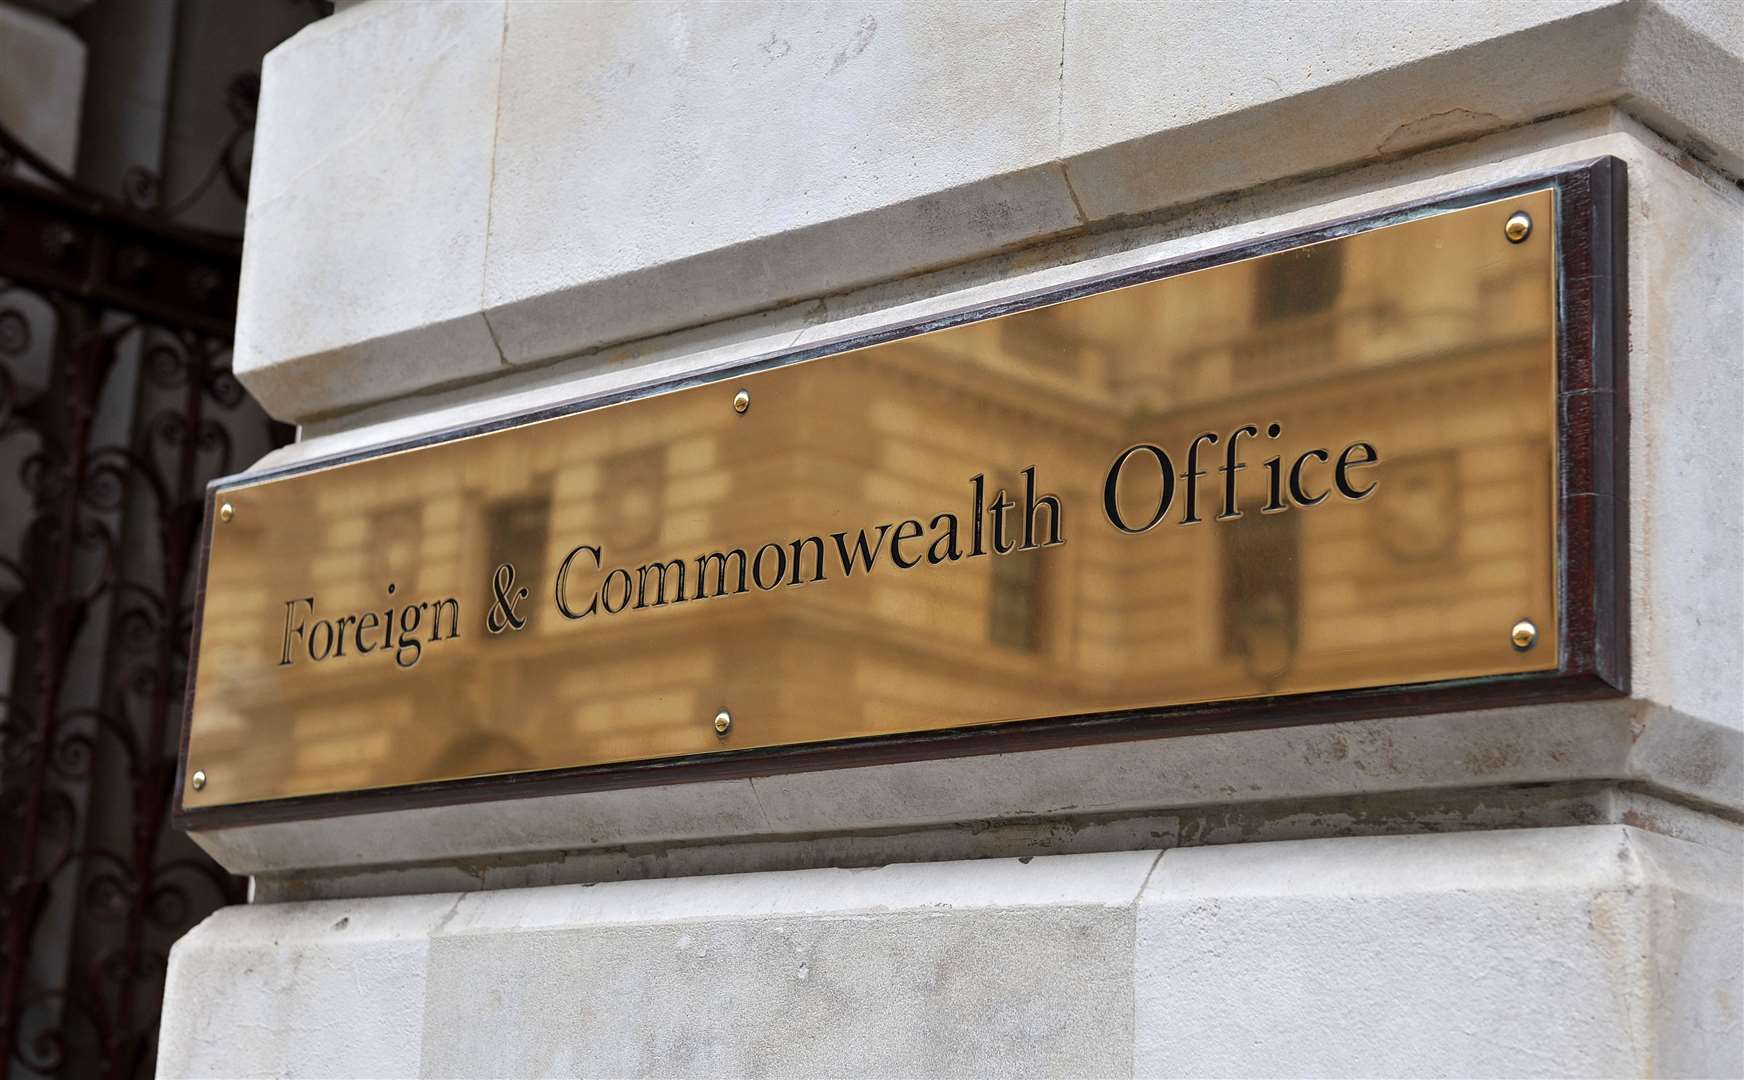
[0,126,290,1079]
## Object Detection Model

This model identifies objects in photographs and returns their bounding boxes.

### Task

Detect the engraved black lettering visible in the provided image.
[430,597,460,641]
[832,524,892,576]
[790,536,826,585]
[601,568,634,614]
[308,617,334,662]
[1262,424,1286,512]
[554,545,602,620]
[280,597,314,666]
[927,513,962,564]
[1335,441,1380,500]
[890,518,926,569]
[636,558,687,608]
[276,585,458,669]
[752,543,787,591]
[1218,424,1260,521]
[356,610,380,653]
[1180,431,1219,524]
[383,583,396,651]
[1103,445,1175,534]
[1021,466,1063,549]
[1290,448,1331,506]
[969,474,986,557]
[989,489,1016,555]
[694,548,748,599]
[333,614,357,657]
[395,602,426,668]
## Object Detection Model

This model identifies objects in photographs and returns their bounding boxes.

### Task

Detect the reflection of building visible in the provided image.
[190,201,1555,803]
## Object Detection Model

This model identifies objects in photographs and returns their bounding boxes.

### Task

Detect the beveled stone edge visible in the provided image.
[197,699,1743,884]
[232,1,1744,424]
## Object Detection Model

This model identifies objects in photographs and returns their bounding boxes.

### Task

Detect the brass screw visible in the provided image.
[1511,619,1538,651]
[1504,211,1532,243]
[713,710,732,737]
[191,769,207,791]
[218,502,234,523]
[732,389,750,415]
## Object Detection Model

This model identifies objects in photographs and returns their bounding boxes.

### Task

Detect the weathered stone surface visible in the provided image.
[158,893,451,1078]
[233,0,505,420]
[161,851,1157,1078]
[230,1,1743,424]
[1621,142,1744,730]
[482,0,1078,369]
[158,829,1739,1077]
[194,776,770,875]
[1057,0,1744,218]
[1135,827,1743,1078]
[424,853,1150,1077]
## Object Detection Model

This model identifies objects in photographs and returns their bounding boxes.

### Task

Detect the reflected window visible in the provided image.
[368,505,420,596]
[600,447,665,549]
[999,302,1086,378]
[1374,453,1459,563]
[989,548,1047,652]
[1258,246,1344,322]
[1221,506,1300,684]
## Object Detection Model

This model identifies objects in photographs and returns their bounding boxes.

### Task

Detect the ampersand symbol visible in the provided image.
[487,562,529,634]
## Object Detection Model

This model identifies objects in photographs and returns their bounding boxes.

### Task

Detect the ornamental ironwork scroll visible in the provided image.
[0,102,295,1077]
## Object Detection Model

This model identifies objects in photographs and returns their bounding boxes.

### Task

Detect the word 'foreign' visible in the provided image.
[278,584,460,670]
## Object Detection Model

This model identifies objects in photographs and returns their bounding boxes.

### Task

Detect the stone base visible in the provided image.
[157,826,1741,1078]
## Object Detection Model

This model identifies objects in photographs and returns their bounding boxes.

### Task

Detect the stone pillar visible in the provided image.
[158,2,1741,1076]
[0,2,85,175]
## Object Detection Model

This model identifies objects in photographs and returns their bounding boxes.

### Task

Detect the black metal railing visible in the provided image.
[0,124,290,1079]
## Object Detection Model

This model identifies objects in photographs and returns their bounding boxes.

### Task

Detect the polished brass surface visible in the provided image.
[714,710,733,737]
[190,770,206,791]
[218,502,233,523]
[1505,211,1533,243]
[732,389,751,415]
[1512,619,1539,651]
[184,191,1560,808]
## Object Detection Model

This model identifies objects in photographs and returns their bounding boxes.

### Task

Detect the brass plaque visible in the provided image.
[185,190,1561,809]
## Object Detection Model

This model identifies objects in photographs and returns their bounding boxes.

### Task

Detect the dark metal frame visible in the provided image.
[0,142,241,340]
[175,157,1629,831]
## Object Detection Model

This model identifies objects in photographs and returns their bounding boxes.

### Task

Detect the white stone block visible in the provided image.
[232,0,506,420]
[160,851,1160,1078]
[1060,0,1622,218]
[1064,0,1610,156]
[1134,826,1743,1078]
[229,1,1743,423]
[1621,143,1744,729]
[158,829,1739,1077]
[480,0,1078,369]
[157,893,455,1079]
[1059,0,1744,220]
